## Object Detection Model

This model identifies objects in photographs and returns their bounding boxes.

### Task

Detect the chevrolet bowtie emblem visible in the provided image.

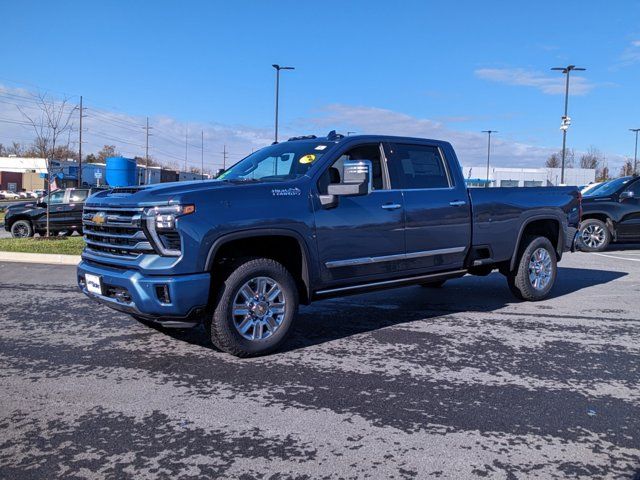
[92,212,107,224]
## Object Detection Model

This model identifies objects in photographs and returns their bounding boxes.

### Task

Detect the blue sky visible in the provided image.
[0,0,639,171]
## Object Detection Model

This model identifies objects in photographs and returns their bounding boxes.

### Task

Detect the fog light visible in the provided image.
[156,284,171,304]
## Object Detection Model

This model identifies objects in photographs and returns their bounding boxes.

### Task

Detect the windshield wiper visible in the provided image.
[218,178,262,183]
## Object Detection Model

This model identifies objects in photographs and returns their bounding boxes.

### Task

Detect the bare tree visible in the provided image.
[545,153,560,168]
[579,146,602,170]
[18,93,77,236]
[620,160,634,177]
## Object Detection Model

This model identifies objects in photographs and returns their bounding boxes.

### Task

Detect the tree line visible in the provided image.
[545,147,634,181]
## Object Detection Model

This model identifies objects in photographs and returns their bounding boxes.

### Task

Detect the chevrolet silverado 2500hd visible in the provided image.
[78,132,581,357]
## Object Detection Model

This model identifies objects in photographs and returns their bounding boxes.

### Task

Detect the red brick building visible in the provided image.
[0,171,22,192]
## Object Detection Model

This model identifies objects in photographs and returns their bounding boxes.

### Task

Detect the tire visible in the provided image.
[10,220,34,238]
[506,236,557,301]
[207,257,299,357]
[578,219,610,252]
[420,280,446,288]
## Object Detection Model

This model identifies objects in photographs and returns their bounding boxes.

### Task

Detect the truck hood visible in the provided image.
[85,179,292,207]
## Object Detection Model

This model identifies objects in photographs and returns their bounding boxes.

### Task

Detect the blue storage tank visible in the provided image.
[106,156,137,187]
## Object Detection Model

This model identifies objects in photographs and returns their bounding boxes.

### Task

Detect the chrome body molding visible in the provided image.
[325,246,466,269]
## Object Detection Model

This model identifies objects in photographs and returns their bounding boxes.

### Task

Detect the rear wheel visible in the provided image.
[207,257,299,357]
[578,219,610,252]
[10,220,33,238]
[506,236,557,301]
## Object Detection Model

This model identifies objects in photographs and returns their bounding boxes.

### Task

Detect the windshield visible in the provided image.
[584,177,632,197]
[218,142,331,182]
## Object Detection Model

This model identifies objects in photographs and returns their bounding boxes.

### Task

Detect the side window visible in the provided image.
[390,144,450,189]
[48,191,66,205]
[626,180,640,197]
[318,144,384,194]
[69,190,88,203]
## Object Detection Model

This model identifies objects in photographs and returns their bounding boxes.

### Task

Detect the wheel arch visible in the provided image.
[205,228,312,304]
[509,216,563,271]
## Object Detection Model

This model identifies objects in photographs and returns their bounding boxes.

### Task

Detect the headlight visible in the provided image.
[144,204,195,256]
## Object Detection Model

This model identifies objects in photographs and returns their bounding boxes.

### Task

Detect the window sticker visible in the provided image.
[299,154,316,164]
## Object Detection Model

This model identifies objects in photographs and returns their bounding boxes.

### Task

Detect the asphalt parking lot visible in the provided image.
[0,249,639,479]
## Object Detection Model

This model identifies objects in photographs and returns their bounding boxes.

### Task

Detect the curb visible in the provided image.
[0,251,81,266]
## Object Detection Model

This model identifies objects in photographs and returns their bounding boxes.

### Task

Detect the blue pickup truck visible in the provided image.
[78,132,581,356]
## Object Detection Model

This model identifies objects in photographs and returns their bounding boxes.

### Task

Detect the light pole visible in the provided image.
[630,128,640,175]
[482,130,497,187]
[272,64,294,143]
[551,64,586,184]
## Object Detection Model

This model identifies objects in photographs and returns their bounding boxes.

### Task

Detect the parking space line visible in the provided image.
[593,253,640,262]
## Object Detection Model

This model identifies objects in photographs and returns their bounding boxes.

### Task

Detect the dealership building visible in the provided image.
[461,166,596,188]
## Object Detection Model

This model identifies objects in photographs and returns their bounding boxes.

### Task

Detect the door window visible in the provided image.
[318,144,385,194]
[390,144,450,189]
[625,180,640,197]
[69,190,89,202]
[48,191,65,205]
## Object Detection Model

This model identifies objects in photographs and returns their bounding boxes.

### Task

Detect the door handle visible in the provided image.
[381,203,402,210]
[449,200,467,207]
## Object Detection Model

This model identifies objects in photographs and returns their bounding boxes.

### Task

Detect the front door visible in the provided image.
[386,142,471,272]
[313,143,406,285]
[616,179,640,240]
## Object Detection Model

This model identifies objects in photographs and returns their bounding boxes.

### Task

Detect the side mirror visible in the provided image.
[619,190,634,201]
[319,160,372,209]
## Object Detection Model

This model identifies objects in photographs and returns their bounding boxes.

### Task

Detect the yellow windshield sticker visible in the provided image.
[299,154,316,164]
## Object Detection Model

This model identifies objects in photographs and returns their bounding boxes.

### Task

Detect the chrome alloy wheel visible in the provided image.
[528,247,553,291]
[581,224,606,249]
[12,223,29,238]
[232,276,286,341]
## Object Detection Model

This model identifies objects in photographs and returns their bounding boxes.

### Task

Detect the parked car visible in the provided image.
[0,191,20,200]
[77,132,581,357]
[3,188,99,238]
[578,175,640,251]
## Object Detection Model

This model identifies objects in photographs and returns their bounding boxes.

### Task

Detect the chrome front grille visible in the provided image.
[83,206,155,257]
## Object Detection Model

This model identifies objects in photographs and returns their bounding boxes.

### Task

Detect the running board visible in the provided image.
[313,269,467,299]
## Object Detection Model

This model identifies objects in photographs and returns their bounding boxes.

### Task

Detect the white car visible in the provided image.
[0,191,20,200]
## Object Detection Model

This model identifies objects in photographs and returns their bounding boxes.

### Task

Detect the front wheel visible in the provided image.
[578,219,610,252]
[208,258,299,357]
[10,220,34,238]
[506,236,557,301]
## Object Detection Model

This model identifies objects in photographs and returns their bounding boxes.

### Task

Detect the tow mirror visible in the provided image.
[319,160,372,209]
[619,190,634,201]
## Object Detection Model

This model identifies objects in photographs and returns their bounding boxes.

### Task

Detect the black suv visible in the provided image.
[4,188,100,238]
[579,175,640,251]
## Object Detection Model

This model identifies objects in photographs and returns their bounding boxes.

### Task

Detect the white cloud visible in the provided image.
[0,85,627,172]
[475,68,594,95]
[617,39,640,67]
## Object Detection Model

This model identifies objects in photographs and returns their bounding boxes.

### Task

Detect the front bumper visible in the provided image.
[77,260,210,326]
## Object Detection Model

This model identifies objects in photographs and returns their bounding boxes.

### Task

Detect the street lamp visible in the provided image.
[272,64,295,143]
[482,130,497,187]
[551,64,586,184]
[630,128,640,175]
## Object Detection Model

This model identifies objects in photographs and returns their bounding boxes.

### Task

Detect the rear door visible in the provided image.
[67,189,89,229]
[313,142,406,285]
[616,179,640,239]
[386,142,471,272]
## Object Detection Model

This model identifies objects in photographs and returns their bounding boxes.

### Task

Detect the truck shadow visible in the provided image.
[279,266,626,353]
[154,266,626,353]
[604,242,640,252]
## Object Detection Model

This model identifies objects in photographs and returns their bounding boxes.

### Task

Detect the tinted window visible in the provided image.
[391,144,450,189]
[626,179,640,196]
[48,191,65,205]
[318,144,384,194]
[584,177,632,197]
[69,190,88,202]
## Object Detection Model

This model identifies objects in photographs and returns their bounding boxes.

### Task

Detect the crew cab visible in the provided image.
[77,132,581,357]
[4,188,96,237]
[578,175,640,251]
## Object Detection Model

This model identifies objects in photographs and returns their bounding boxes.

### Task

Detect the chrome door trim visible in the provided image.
[325,246,466,268]
[315,269,468,295]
